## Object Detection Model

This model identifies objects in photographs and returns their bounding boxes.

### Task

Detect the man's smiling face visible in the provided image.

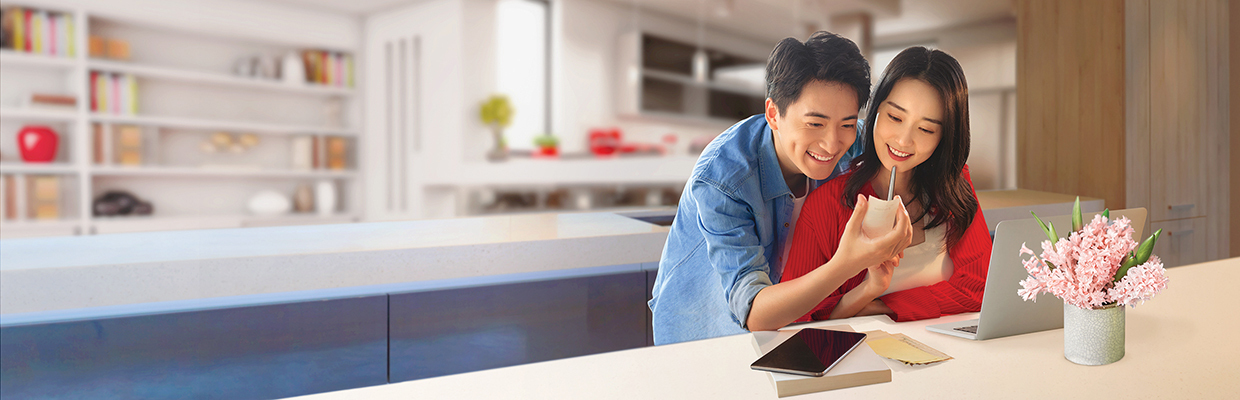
[767,79,860,181]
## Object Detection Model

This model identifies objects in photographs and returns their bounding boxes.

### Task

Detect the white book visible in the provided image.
[290,136,313,170]
[752,325,892,398]
[58,13,69,58]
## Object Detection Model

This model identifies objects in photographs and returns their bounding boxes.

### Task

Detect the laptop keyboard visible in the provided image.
[954,325,979,334]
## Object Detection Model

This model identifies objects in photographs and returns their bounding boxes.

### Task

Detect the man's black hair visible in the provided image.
[765,31,871,116]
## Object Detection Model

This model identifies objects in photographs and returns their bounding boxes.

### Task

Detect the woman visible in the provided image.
[781,47,992,322]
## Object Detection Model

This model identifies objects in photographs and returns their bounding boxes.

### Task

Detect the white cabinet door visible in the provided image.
[364,0,467,221]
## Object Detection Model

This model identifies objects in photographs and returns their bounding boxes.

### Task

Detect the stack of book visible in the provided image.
[301,50,354,87]
[0,175,63,220]
[752,326,892,397]
[290,136,349,170]
[1,7,76,57]
[90,72,138,115]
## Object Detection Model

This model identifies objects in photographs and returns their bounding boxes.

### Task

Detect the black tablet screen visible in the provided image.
[750,329,868,376]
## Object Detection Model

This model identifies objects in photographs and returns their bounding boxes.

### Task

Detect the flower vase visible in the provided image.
[486,128,507,162]
[1064,303,1125,365]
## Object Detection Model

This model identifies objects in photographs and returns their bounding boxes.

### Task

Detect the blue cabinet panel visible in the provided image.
[388,271,646,382]
[0,295,387,400]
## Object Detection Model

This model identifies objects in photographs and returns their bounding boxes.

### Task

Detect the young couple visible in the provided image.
[648,31,991,345]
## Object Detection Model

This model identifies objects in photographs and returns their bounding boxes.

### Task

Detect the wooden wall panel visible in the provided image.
[1016,0,1127,209]
[1127,0,1230,260]
[1125,0,1151,215]
[1231,0,1238,258]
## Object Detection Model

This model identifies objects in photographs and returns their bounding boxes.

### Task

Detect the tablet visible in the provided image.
[750,329,868,377]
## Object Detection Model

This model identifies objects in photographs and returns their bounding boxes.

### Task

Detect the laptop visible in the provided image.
[926,208,1147,340]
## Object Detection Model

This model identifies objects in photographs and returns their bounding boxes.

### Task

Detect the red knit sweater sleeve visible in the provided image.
[878,165,992,321]
[782,176,864,323]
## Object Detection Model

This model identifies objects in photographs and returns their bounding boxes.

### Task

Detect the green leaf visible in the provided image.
[1101,208,1110,220]
[1035,253,1056,271]
[1113,229,1163,282]
[1031,211,1059,251]
[1072,196,1083,232]
[1134,228,1162,264]
[1114,251,1139,282]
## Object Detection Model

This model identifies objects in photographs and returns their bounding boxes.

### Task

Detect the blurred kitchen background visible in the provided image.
[0,0,1234,261]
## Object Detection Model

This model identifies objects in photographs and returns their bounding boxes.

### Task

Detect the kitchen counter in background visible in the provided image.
[0,188,1096,317]
[0,211,669,316]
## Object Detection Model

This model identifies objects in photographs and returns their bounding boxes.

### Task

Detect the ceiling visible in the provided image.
[264,0,1015,43]
[260,0,417,14]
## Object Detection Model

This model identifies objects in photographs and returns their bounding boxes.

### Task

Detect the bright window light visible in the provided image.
[496,0,548,150]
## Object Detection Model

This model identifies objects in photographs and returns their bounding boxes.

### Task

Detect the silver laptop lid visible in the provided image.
[974,208,1147,340]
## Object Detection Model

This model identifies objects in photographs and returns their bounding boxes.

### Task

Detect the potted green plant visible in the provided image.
[533,134,558,158]
[479,94,513,161]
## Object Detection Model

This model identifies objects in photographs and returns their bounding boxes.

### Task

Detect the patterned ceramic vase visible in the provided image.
[1063,303,1125,365]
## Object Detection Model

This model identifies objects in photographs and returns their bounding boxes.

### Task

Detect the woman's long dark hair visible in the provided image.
[843,46,977,249]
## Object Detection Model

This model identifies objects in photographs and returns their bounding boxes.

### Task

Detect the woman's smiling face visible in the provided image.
[873,78,943,174]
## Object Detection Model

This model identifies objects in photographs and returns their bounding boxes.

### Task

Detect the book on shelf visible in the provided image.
[89,35,104,58]
[92,124,105,164]
[326,137,347,170]
[28,175,60,220]
[1,175,13,220]
[91,72,138,114]
[752,325,892,398]
[26,93,76,110]
[299,49,353,87]
[2,7,73,56]
[115,125,143,166]
[291,136,313,170]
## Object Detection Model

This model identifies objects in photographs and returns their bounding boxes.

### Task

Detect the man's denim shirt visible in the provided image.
[648,114,863,345]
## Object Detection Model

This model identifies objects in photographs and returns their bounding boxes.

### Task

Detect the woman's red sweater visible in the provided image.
[782,165,992,322]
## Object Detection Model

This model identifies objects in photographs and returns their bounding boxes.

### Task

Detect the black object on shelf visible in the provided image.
[93,190,153,216]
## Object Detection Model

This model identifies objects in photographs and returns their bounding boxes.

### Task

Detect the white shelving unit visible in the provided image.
[87,59,356,96]
[0,4,362,238]
[92,165,358,178]
[89,114,358,136]
[0,49,77,69]
[0,107,78,121]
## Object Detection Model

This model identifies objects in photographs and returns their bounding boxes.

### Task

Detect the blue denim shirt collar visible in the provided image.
[757,123,793,202]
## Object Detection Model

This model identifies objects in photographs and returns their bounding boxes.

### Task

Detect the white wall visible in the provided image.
[552,0,776,155]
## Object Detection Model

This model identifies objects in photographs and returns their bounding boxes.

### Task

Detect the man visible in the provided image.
[648,32,912,345]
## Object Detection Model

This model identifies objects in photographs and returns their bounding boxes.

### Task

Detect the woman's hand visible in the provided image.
[861,258,897,296]
[834,194,913,277]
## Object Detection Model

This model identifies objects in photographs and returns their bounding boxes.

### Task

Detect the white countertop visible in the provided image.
[0,212,669,315]
[291,257,1240,399]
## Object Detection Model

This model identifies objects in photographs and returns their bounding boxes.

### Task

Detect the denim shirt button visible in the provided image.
[784,223,789,227]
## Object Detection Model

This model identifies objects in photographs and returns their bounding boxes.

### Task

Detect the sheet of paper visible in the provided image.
[862,330,953,365]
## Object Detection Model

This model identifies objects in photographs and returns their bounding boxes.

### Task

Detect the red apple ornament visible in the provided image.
[18,125,59,163]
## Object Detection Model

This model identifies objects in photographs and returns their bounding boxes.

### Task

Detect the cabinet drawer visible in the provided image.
[1149,217,1207,268]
